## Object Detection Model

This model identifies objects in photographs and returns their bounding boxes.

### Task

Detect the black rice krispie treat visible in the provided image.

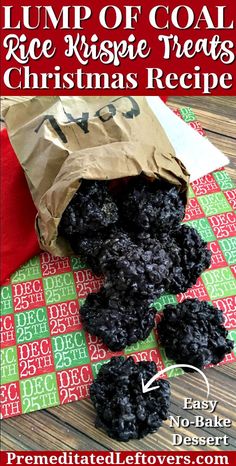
[80,288,156,351]
[119,178,185,235]
[59,180,119,273]
[59,180,119,237]
[157,299,234,370]
[90,356,171,441]
[99,231,170,300]
[162,224,211,294]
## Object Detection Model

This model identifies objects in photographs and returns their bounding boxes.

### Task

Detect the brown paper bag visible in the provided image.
[3,96,189,256]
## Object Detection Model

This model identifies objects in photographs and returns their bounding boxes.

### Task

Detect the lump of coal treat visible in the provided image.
[59,180,119,237]
[118,177,185,235]
[157,299,234,370]
[80,288,156,351]
[90,356,171,441]
[162,224,212,294]
[68,231,107,274]
[99,231,169,300]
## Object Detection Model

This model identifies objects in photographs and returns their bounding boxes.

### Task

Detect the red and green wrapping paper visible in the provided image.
[1,107,236,420]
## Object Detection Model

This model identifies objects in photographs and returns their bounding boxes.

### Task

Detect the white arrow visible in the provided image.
[142,364,210,398]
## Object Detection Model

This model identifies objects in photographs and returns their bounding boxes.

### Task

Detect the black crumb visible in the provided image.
[90,356,171,441]
[157,299,234,370]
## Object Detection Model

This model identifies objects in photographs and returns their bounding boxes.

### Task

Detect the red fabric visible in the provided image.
[0,96,168,284]
[0,129,40,285]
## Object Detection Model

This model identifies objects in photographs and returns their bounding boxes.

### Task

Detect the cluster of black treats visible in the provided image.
[157,299,234,370]
[59,178,212,350]
[90,356,171,441]
[59,179,234,442]
[88,301,233,441]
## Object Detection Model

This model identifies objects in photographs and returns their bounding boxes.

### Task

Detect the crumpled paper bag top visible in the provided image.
[3,96,189,256]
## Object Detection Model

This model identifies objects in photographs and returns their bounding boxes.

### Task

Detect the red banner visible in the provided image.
[1,452,236,466]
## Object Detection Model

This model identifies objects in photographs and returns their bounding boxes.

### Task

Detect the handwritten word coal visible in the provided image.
[35,96,140,143]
